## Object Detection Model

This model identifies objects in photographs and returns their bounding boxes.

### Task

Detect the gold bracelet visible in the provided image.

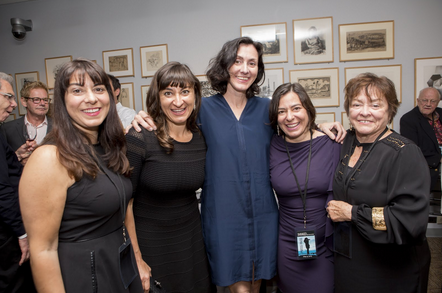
[372,207,387,231]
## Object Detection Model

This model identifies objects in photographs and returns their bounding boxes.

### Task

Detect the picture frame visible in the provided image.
[15,71,40,115]
[293,17,334,64]
[260,68,284,98]
[341,112,351,130]
[196,75,218,97]
[102,48,134,78]
[339,20,394,62]
[345,64,402,103]
[45,55,72,89]
[140,44,169,78]
[415,57,442,106]
[141,85,150,112]
[240,22,288,64]
[289,68,340,108]
[120,82,135,110]
[316,112,336,124]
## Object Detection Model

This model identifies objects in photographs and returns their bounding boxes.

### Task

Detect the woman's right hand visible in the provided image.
[129,111,157,133]
[137,259,152,292]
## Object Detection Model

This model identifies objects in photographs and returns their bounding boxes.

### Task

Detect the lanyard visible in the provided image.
[284,130,313,229]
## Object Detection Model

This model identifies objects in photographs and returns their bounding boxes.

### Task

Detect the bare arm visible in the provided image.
[317,121,346,143]
[128,111,157,133]
[19,145,74,293]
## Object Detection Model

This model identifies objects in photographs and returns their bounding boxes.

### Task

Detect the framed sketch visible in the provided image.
[141,85,150,112]
[120,82,135,110]
[140,44,168,78]
[196,75,218,97]
[339,20,394,62]
[240,22,288,64]
[102,48,134,78]
[293,17,333,64]
[415,57,442,106]
[289,68,340,108]
[260,68,284,98]
[345,65,402,103]
[15,71,40,115]
[45,55,72,89]
[316,112,335,124]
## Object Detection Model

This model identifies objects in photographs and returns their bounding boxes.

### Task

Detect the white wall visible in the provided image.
[1,0,441,131]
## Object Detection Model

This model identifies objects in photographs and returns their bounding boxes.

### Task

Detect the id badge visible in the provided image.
[295,228,317,260]
[334,221,352,259]
[119,238,138,289]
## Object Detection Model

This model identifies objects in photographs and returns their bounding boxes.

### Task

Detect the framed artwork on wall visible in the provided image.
[120,82,135,110]
[339,20,394,62]
[293,17,334,64]
[316,112,336,124]
[345,64,402,103]
[45,55,72,89]
[289,68,340,108]
[196,75,218,97]
[240,22,288,64]
[415,57,442,106]
[140,44,169,78]
[102,48,134,78]
[260,68,284,98]
[141,85,150,112]
[15,71,40,115]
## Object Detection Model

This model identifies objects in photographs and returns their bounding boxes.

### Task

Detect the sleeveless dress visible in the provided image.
[57,145,143,293]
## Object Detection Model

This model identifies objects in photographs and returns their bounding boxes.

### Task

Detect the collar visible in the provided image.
[25,114,48,128]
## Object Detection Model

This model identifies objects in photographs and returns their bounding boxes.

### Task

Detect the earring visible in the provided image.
[349,123,354,131]
[277,125,280,136]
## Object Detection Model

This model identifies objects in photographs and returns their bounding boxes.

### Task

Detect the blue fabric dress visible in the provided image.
[198,94,278,286]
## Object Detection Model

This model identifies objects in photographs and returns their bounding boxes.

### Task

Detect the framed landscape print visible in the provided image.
[45,55,72,89]
[141,85,150,112]
[293,17,334,64]
[259,68,284,98]
[196,75,218,97]
[102,48,134,78]
[345,64,402,102]
[289,68,340,108]
[120,82,135,110]
[316,112,336,124]
[241,22,288,63]
[415,57,442,106]
[140,44,168,78]
[15,71,39,115]
[339,20,394,62]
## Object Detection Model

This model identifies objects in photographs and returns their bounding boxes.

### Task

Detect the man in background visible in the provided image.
[108,74,136,129]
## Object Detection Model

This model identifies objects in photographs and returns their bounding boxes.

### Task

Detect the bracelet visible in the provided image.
[372,207,387,231]
[18,233,27,239]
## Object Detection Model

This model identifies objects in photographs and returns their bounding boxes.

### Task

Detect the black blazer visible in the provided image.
[0,116,53,151]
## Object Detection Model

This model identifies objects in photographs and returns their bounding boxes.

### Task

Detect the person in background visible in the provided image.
[108,74,137,129]
[19,59,143,292]
[269,83,340,293]
[327,73,431,293]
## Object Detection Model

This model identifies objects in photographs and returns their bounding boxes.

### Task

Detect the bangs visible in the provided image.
[158,66,196,91]
[61,60,106,90]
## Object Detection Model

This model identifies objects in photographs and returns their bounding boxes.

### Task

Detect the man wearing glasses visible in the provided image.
[0,72,36,292]
[401,87,442,190]
[0,81,52,165]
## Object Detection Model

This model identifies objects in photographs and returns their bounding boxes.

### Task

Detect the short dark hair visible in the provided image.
[108,74,121,99]
[206,37,265,98]
[269,83,317,134]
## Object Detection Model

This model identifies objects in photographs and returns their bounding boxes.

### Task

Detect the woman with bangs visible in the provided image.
[19,59,143,292]
[125,61,215,293]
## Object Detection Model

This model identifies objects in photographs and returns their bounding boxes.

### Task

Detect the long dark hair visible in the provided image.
[43,58,131,180]
[206,37,265,98]
[146,61,202,154]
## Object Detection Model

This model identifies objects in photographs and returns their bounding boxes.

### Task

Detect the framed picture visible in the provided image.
[316,112,335,124]
[289,68,340,108]
[140,44,168,78]
[102,48,134,78]
[260,68,284,98]
[141,85,150,112]
[240,22,288,64]
[196,75,218,97]
[293,17,333,64]
[339,20,394,62]
[45,55,72,89]
[345,65,402,103]
[120,82,135,110]
[15,71,40,115]
[415,57,442,106]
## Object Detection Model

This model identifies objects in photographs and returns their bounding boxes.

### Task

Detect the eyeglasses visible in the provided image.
[0,92,17,102]
[25,97,52,104]
[418,99,439,105]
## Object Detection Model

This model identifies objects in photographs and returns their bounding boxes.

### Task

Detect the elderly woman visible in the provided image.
[327,73,431,293]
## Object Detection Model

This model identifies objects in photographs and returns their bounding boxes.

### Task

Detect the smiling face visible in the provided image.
[417,87,440,117]
[226,44,259,95]
[65,73,110,139]
[160,84,195,128]
[22,88,49,119]
[277,91,310,143]
[0,79,17,122]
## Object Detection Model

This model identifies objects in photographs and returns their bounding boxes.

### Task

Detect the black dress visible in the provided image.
[333,131,431,293]
[126,128,214,293]
[57,145,143,293]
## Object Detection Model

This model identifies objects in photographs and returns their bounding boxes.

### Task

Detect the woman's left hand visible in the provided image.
[327,200,353,222]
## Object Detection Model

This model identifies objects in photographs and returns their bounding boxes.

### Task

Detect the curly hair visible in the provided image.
[206,37,265,98]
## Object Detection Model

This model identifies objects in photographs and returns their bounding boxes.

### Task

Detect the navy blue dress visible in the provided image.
[198,94,278,286]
